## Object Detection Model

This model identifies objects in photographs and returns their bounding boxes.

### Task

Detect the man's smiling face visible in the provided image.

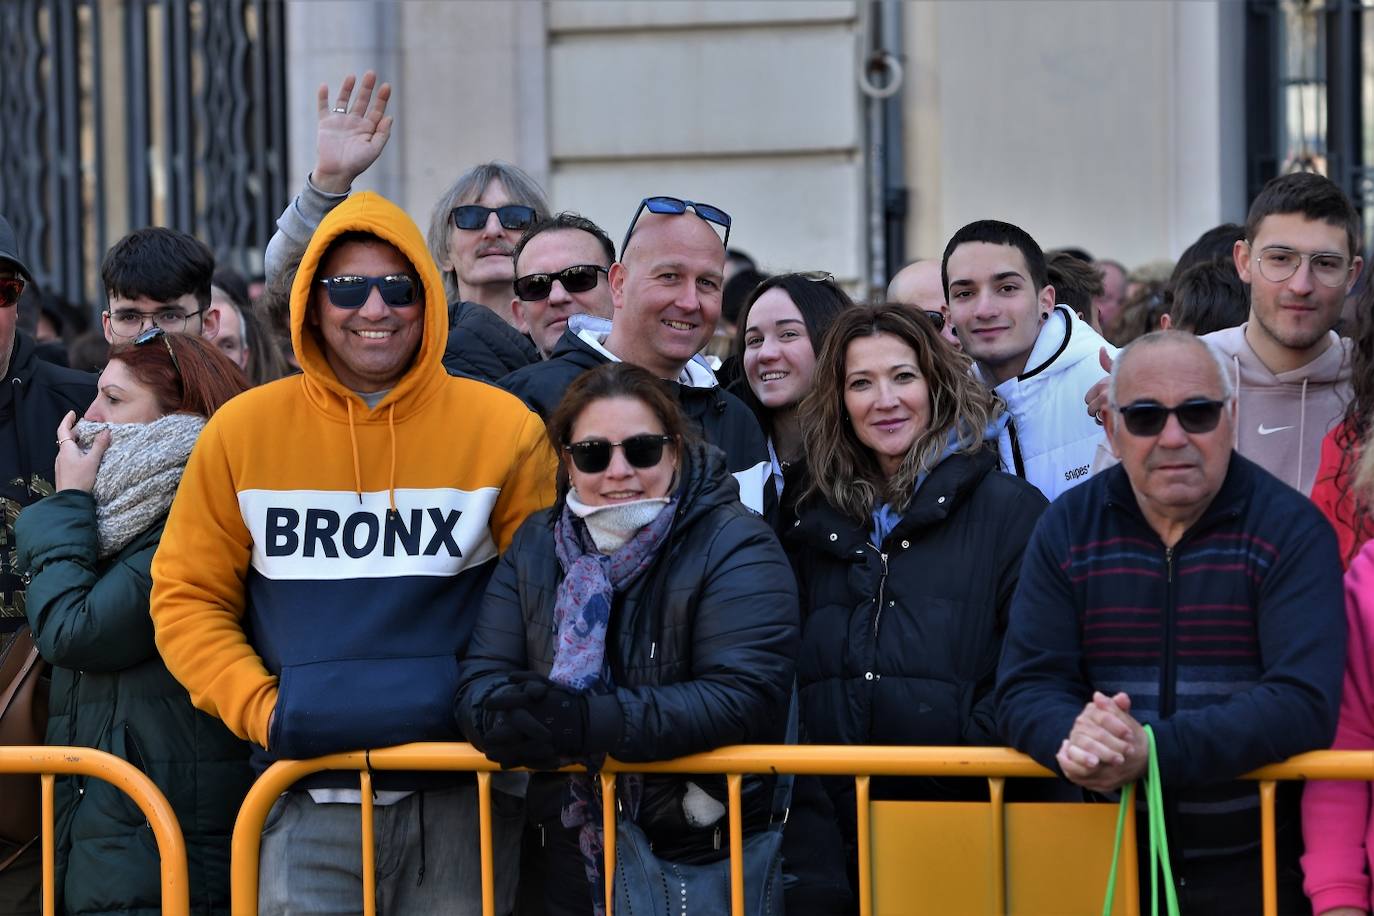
[311,238,423,392]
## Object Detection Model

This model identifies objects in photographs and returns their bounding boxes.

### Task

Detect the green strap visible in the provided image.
[1101,725,1181,916]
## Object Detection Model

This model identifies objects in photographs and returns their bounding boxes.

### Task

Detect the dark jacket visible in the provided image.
[996,453,1344,860]
[789,448,1047,754]
[499,328,774,517]
[17,492,253,915]
[455,441,799,859]
[1,331,94,621]
[442,299,540,382]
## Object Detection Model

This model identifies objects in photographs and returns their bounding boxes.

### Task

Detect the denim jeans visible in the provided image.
[259,786,523,915]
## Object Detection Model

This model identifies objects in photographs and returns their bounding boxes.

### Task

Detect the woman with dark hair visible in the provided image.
[1311,276,1374,566]
[787,303,1047,891]
[455,361,798,915]
[17,330,252,915]
[733,272,851,521]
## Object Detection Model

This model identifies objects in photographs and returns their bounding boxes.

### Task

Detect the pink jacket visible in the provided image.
[1303,541,1374,914]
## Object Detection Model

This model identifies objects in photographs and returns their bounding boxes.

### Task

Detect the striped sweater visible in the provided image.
[997,453,1344,860]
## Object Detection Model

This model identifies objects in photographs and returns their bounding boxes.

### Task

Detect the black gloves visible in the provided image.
[479,672,590,769]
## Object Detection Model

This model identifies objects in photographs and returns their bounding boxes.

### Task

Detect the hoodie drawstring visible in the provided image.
[1298,376,1309,490]
[346,398,364,504]
[387,404,398,515]
[1232,356,1242,450]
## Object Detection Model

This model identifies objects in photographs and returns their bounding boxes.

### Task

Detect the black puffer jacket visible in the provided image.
[499,328,774,517]
[442,299,540,382]
[788,448,1047,754]
[456,441,798,859]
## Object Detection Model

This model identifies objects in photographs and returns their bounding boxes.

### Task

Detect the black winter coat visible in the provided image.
[788,448,1047,754]
[456,441,799,859]
[499,329,775,517]
[17,492,253,915]
[442,299,540,382]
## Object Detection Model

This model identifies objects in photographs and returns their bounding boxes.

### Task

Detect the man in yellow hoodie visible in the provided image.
[150,192,555,913]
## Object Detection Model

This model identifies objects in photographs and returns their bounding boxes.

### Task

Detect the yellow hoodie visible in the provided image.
[150,193,555,763]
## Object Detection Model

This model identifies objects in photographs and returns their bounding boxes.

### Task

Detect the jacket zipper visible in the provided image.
[1160,546,1176,717]
[870,549,890,640]
[1007,419,1027,478]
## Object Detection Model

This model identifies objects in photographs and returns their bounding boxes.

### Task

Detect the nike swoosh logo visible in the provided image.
[1257,424,1294,436]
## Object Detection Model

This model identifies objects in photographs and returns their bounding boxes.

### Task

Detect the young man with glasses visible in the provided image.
[500,196,774,516]
[263,72,549,382]
[997,330,1344,915]
[151,193,555,915]
[1208,171,1364,494]
[100,227,220,344]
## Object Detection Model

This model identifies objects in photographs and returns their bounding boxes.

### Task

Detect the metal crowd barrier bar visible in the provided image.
[0,746,190,916]
[228,743,1374,916]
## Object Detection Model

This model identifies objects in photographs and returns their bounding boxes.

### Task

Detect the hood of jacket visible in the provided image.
[288,192,449,419]
[983,305,1109,392]
[1205,323,1352,387]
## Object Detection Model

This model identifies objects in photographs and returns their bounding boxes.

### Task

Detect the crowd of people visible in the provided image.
[2,69,1373,915]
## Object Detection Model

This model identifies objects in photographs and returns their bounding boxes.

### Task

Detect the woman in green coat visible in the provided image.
[17,329,252,915]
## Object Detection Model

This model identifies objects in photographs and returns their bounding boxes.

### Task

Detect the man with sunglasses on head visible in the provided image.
[0,213,94,912]
[997,330,1344,914]
[151,192,554,915]
[263,71,549,382]
[500,196,774,516]
[509,212,616,359]
[99,227,220,345]
[943,219,1116,502]
[887,258,961,351]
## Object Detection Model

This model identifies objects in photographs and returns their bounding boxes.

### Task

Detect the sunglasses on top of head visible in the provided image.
[318,274,419,309]
[621,196,731,258]
[450,204,537,232]
[0,275,24,309]
[133,325,182,378]
[514,264,608,301]
[1115,398,1228,437]
[564,434,675,474]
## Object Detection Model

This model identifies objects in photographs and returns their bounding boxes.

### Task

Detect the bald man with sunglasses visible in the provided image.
[997,330,1344,914]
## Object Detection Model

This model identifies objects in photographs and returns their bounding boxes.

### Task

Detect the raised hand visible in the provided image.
[312,71,393,195]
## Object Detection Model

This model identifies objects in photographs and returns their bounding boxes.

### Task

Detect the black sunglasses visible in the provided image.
[922,310,946,332]
[514,264,608,301]
[564,434,675,474]
[621,196,731,258]
[1116,398,1227,437]
[134,325,181,378]
[451,204,537,232]
[318,274,418,310]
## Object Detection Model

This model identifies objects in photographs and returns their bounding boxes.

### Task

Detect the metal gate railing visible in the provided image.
[0,0,289,313]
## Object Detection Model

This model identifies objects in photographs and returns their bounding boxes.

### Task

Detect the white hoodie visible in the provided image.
[979,305,1116,502]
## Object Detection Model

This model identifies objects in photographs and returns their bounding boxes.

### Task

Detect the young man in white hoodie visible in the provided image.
[944,219,1116,501]
[1207,171,1363,494]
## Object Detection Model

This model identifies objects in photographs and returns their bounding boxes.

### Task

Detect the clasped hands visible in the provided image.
[1056,690,1148,793]
[478,671,590,770]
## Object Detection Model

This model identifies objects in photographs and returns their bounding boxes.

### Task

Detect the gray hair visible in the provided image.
[1107,329,1234,408]
[425,161,550,302]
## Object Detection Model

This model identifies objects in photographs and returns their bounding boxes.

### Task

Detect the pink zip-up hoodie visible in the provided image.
[1303,540,1374,914]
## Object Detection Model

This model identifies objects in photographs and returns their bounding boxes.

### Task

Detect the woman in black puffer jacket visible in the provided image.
[18,331,253,915]
[787,304,1048,896]
[455,362,798,916]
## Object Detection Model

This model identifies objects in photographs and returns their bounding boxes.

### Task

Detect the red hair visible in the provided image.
[107,332,249,418]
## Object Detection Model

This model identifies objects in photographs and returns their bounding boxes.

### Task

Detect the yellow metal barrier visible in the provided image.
[0,746,190,916]
[228,743,1374,916]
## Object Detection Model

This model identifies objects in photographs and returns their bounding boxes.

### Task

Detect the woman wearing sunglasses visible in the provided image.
[16,329,252,915]
[733,272,851,529]
[786,304,1047,898]
[456,362,798,916]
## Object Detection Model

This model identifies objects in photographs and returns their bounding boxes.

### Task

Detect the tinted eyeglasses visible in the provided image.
[1254,247,1353,288]
[318,274,419,309]
[514,264,608,301]
[565,434,675,474]
[922,310,946,332]
[134,325,181,378]
[1115,398,1228,437]
[621,196,731,258]
[450,204,537,232]
[0,275,24,309]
